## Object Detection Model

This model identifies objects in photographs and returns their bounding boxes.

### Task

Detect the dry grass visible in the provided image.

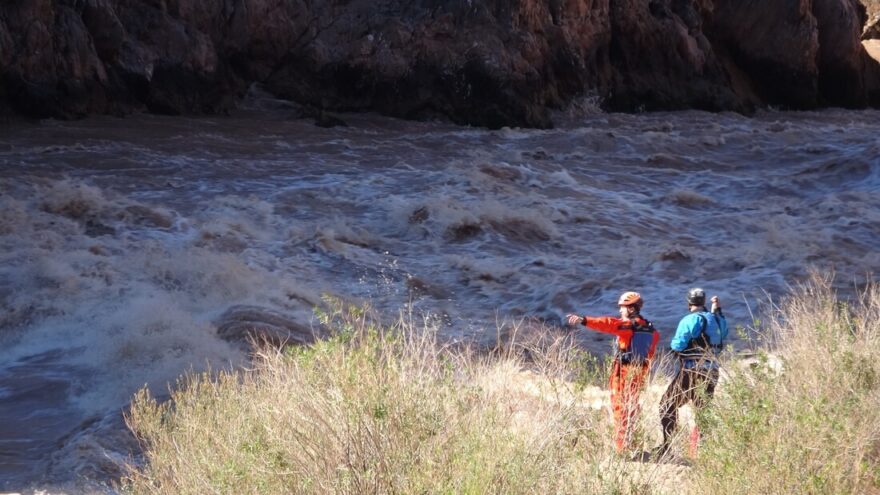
[122,275,880,494]
[692,273,880,494]
[122,299,669,494]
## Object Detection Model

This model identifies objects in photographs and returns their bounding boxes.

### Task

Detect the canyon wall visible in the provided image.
[1,0,878,128]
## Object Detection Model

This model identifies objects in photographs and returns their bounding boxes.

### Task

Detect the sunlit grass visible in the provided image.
[693,273,880,494]
[122,299,668,494]
[122,275,880,494]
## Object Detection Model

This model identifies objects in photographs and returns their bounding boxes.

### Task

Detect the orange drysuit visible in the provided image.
[581,315,660,452]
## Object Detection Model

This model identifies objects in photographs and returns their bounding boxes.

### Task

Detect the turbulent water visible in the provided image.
[1,103,879,491]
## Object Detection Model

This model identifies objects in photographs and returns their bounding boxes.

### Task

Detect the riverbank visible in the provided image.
[122,275,880,494]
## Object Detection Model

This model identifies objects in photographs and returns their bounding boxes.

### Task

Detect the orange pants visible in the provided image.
[608,361,649,452]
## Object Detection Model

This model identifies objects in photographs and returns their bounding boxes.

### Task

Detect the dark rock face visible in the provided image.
[605,0,744,112]
[261,0,617,128]
[1,0,879,127]
[709,0,820,108]
[814,0,872,107]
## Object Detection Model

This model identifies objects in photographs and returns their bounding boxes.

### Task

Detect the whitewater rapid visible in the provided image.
[1,106,878,490]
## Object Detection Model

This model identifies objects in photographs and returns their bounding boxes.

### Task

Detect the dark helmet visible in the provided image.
[687,288,706,306]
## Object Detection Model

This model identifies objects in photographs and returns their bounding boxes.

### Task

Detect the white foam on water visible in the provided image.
[1,108,879,490]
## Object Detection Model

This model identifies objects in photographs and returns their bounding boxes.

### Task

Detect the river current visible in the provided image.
[1,104,879,491]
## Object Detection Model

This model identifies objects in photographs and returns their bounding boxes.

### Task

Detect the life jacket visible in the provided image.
[679,312,723,361]
[616,317,657,365]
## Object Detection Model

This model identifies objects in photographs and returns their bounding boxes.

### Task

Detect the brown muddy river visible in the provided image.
[1,105,878,491]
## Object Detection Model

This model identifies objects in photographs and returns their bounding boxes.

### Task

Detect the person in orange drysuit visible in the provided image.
[566,291,660,453]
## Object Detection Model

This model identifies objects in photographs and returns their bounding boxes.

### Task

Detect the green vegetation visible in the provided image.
[693,274,880,494]
[123,298,647,494]
[123,276,880,494]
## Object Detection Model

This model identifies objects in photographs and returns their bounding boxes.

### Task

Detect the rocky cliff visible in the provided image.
[1,0,879,128]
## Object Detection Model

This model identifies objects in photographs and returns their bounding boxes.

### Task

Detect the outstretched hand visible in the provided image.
[711,295,721,313]
[565,314,583,326]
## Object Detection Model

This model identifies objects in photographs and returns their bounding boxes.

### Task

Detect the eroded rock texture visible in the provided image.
[1,0,878,127]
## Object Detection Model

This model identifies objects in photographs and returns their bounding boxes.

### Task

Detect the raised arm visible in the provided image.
[711,295,729,340]
[566,314,630,338]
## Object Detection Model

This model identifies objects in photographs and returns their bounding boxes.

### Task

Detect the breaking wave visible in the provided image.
[1,107,878,490]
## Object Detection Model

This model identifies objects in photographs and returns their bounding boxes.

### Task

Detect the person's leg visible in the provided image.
[688,367,720,457]
[620,363,648,451]
[608,361,627,452]
[658,367,691,452]
[691,367,720,409]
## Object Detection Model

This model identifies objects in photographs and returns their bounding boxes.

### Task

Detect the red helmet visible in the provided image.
[618,291,643,307]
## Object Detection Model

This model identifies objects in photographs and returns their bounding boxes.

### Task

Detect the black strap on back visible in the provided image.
[630,316,655,334]
[697,314,709,343]
[694,313,722,350]
[615,316,656,364]
[681,313,718,358]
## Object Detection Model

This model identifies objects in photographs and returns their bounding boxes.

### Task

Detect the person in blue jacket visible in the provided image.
[656,288,728,457]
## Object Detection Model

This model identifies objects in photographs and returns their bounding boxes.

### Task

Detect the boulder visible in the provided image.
[215,305,319,347]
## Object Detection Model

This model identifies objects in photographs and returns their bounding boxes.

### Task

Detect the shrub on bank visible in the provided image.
[122,300,660,494]
[693,275,880,494]
[123,277,880,494]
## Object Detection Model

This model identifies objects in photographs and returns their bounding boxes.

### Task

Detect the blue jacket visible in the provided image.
[670,310,728,366]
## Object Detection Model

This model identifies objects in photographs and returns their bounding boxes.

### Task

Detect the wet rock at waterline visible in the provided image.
[2,0,880,127]
[215,305,320,347]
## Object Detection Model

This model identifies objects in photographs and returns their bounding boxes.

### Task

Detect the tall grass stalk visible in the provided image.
[122,299,665,494]
[694,274,880,494]
[122,276,879,494]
